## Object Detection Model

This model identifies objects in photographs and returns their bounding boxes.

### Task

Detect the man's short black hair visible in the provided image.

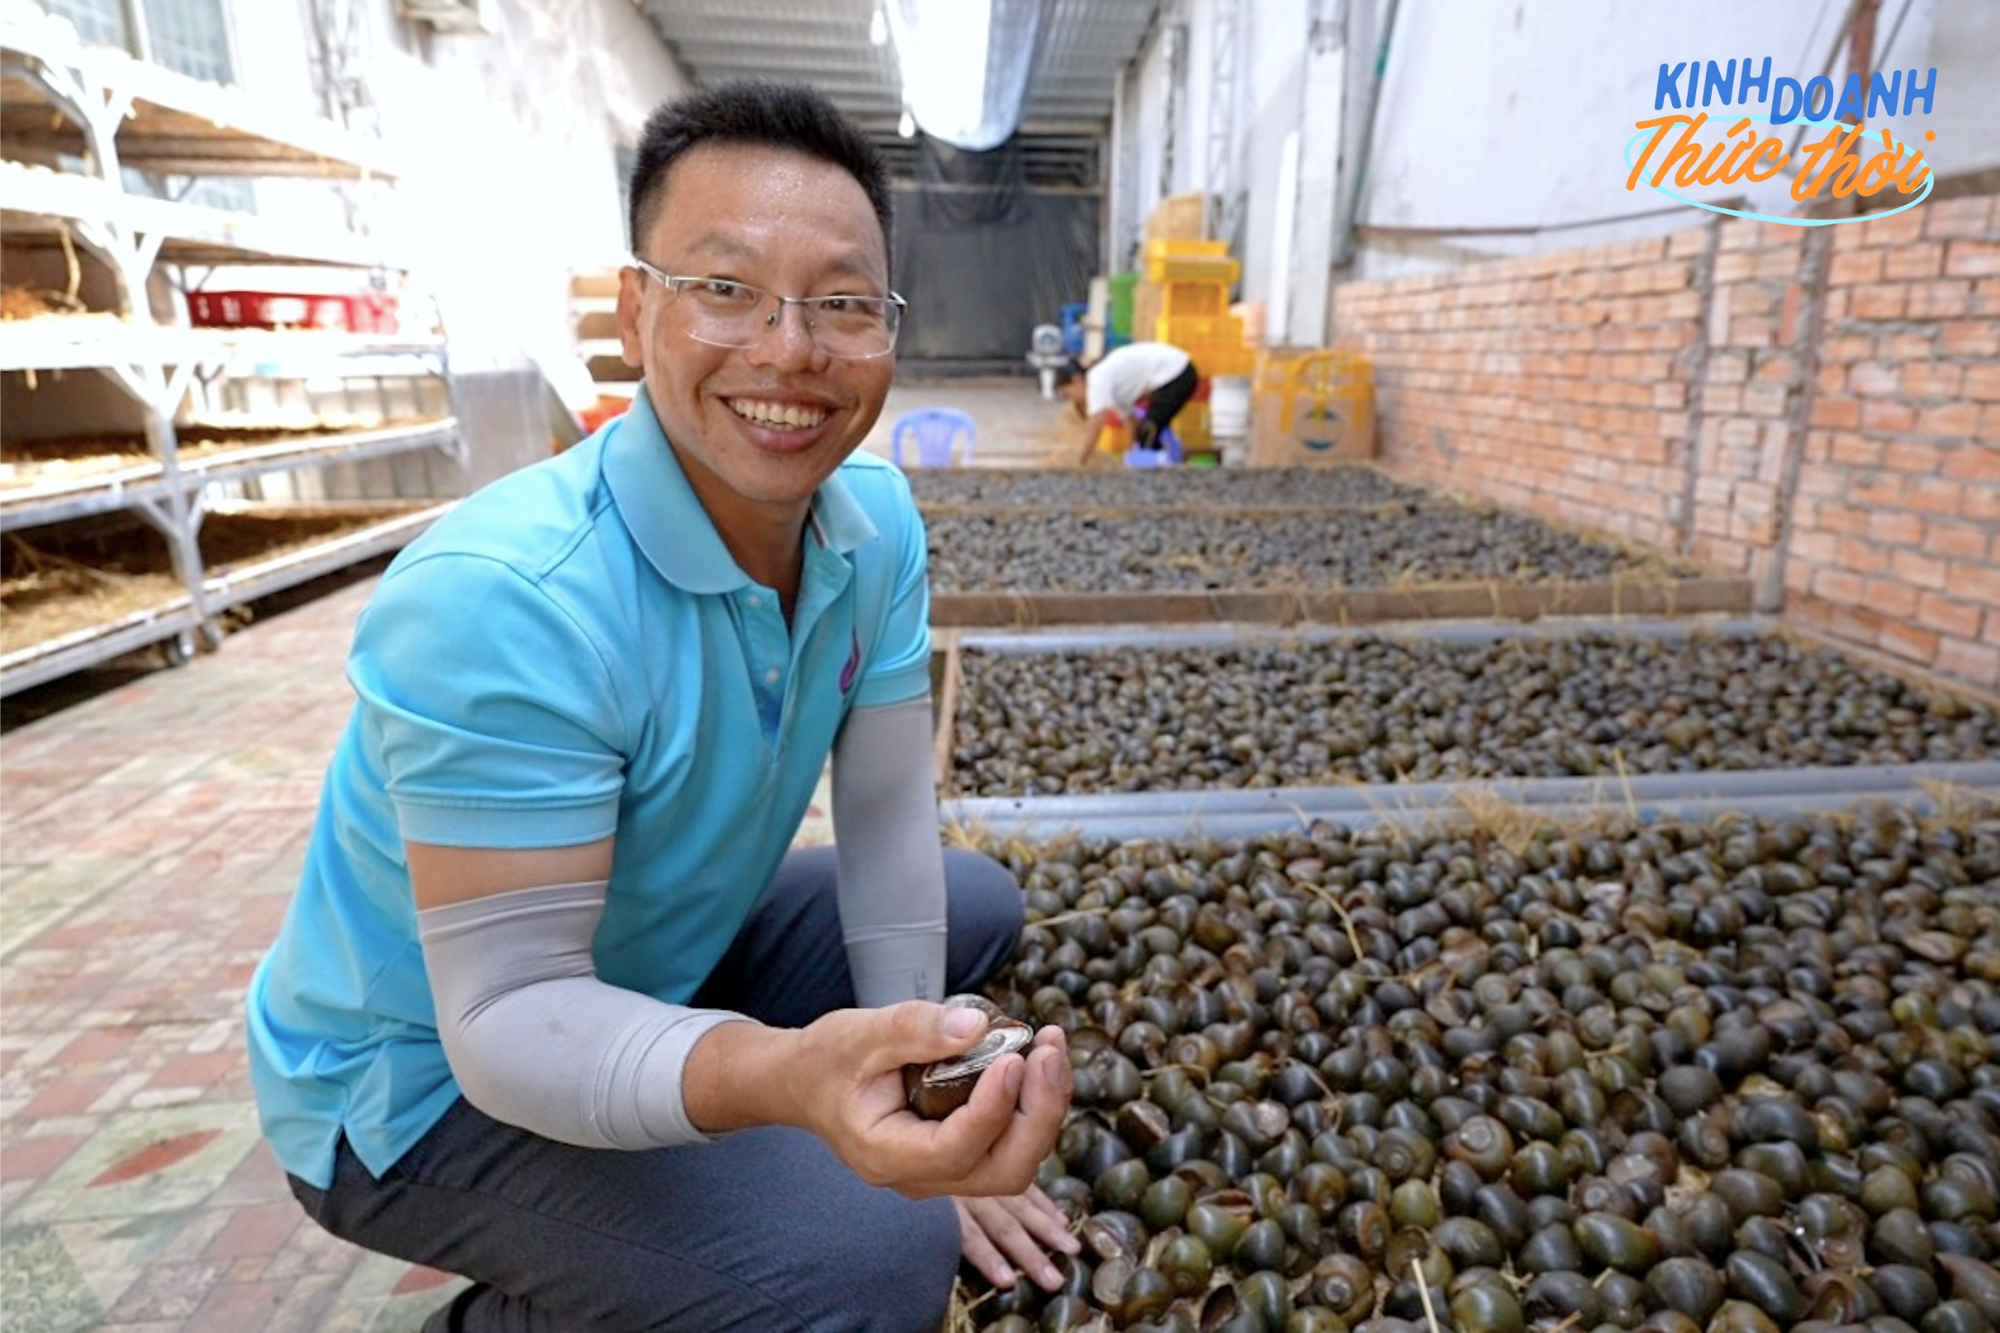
[1054,358,1086,387]
[628,81,893,266]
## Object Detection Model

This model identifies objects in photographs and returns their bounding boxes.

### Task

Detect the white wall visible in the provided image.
[226,0,687,370]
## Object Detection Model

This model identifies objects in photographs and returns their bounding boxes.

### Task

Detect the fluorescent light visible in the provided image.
[898,109,916,138]
[868,4,887,46]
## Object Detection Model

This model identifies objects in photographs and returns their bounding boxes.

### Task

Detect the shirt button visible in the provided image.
[746,593,763,609]
[764,667,781,685]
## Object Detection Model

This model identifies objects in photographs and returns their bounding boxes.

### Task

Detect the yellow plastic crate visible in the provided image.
[1160,282,1229,318]
[1144,253,1241,284]
[1160,313,1243,347]
[1143,238,1228,261]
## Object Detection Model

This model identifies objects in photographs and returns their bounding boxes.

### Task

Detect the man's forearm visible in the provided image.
[832,698,950,1006]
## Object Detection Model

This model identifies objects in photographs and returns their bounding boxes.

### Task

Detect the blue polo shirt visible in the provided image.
[244,389,932,1189]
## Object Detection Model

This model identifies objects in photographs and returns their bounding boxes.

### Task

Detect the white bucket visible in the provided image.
[1209,375,1251,438]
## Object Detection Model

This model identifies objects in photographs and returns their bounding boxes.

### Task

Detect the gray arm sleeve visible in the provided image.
[417,880,753,1150]
[831,696,949,1007]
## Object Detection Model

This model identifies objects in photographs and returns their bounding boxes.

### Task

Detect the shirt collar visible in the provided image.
[602,387,878,592]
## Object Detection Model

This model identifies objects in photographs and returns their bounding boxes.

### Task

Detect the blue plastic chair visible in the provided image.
[890,408,976,468]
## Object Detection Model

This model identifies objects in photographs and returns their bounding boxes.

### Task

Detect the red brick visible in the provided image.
[1756,249,1803,281]
[1940,320,2000,358]
[1848,361,1902,397]
[1877,332,1934,361]
[1850,283,1908,321]
[1917,592,1986,639]
[1934,640,2000,689]
[1902,363,1965,399]
[1862,575,1927,620]
[1707,351,1749,385]
[1965,365,2000,402]
[1884,242,1945,281]
[1890,548,1950,589]
[1907,280,1973,318]
[1816,502,1869,535]
[1867,510,1927,545]
[1830,249,1885,285]
[1941,443,2000,486]
[1945,241,2000,278]
[1862,209,1930,247]
[1925,520,1991,561]
[1904,476,1964,515]
[1916,402,1982,438]
[1669,226,1710,258]
[1828,432,1884,467]
[1976,278,2000,316]
[1743,383,1789,417]
[1821,333,1875,363]
[1950,564,2000,608]
[1924,196,1996,240]
[1814,567,1867,602]
[1861,399,1917,433]
[1879,621,1943,666]
[1714,252,1756,284]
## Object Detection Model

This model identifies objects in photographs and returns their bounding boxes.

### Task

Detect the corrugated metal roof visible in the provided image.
[633,0,1160,138]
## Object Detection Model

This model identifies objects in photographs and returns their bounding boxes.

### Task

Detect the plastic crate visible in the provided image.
[1144,253,1241,284]
[1160,282,1229,319]
[189,290,398,333]
[1106,272,1138,343]
[1059,301,1089,357]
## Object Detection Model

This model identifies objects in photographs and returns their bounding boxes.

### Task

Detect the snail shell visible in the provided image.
[905,996,1034,1119]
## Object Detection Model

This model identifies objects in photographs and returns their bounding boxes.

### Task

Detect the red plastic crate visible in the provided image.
[188,291,398,334]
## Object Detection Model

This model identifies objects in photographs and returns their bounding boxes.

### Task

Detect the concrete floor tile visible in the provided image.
[9,1102,264,1227]
[200,1202,302,1262]
[99,1258,229,1322]
[0,1132,90,1183]
[0,1222,105,1333]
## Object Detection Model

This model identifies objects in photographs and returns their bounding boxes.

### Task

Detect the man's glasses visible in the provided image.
[632,259,905,360]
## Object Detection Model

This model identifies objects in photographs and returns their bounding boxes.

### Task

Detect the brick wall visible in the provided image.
[1333,195,2000,692]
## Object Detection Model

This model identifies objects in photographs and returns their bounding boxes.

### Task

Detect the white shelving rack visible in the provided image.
[0,9,465,696]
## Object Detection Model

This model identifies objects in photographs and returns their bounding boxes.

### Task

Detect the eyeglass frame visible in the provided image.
[629,258,907,360]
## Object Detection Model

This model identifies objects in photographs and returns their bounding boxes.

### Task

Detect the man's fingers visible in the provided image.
[954,1200,1017,1288]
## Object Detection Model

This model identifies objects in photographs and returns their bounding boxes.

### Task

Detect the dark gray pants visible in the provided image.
[287,847,1024,1332]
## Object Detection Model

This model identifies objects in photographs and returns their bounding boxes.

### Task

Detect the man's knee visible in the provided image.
[944,849,1023,991]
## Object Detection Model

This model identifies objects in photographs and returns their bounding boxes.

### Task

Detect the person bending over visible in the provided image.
[245,80,1075,1333]
[1058,340,1199,463]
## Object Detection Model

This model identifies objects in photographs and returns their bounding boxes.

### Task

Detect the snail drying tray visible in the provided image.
[933,619,2000,840]
[921,505,1747,628]
[955,806,2000,1331]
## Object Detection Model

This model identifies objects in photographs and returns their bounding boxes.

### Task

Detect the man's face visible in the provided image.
[618,143,894,537]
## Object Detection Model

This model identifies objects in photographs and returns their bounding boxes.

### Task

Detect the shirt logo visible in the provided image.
[839,629,861,695]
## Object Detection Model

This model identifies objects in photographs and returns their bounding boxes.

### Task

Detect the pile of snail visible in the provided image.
[950,634,1999,797]
[955,806,2000,1333]
[924,509,1694,595]
[908,467,1428,511]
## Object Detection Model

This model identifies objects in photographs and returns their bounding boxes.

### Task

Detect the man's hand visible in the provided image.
[955,1187,1082,1291]
[695,1001,1071,1199]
